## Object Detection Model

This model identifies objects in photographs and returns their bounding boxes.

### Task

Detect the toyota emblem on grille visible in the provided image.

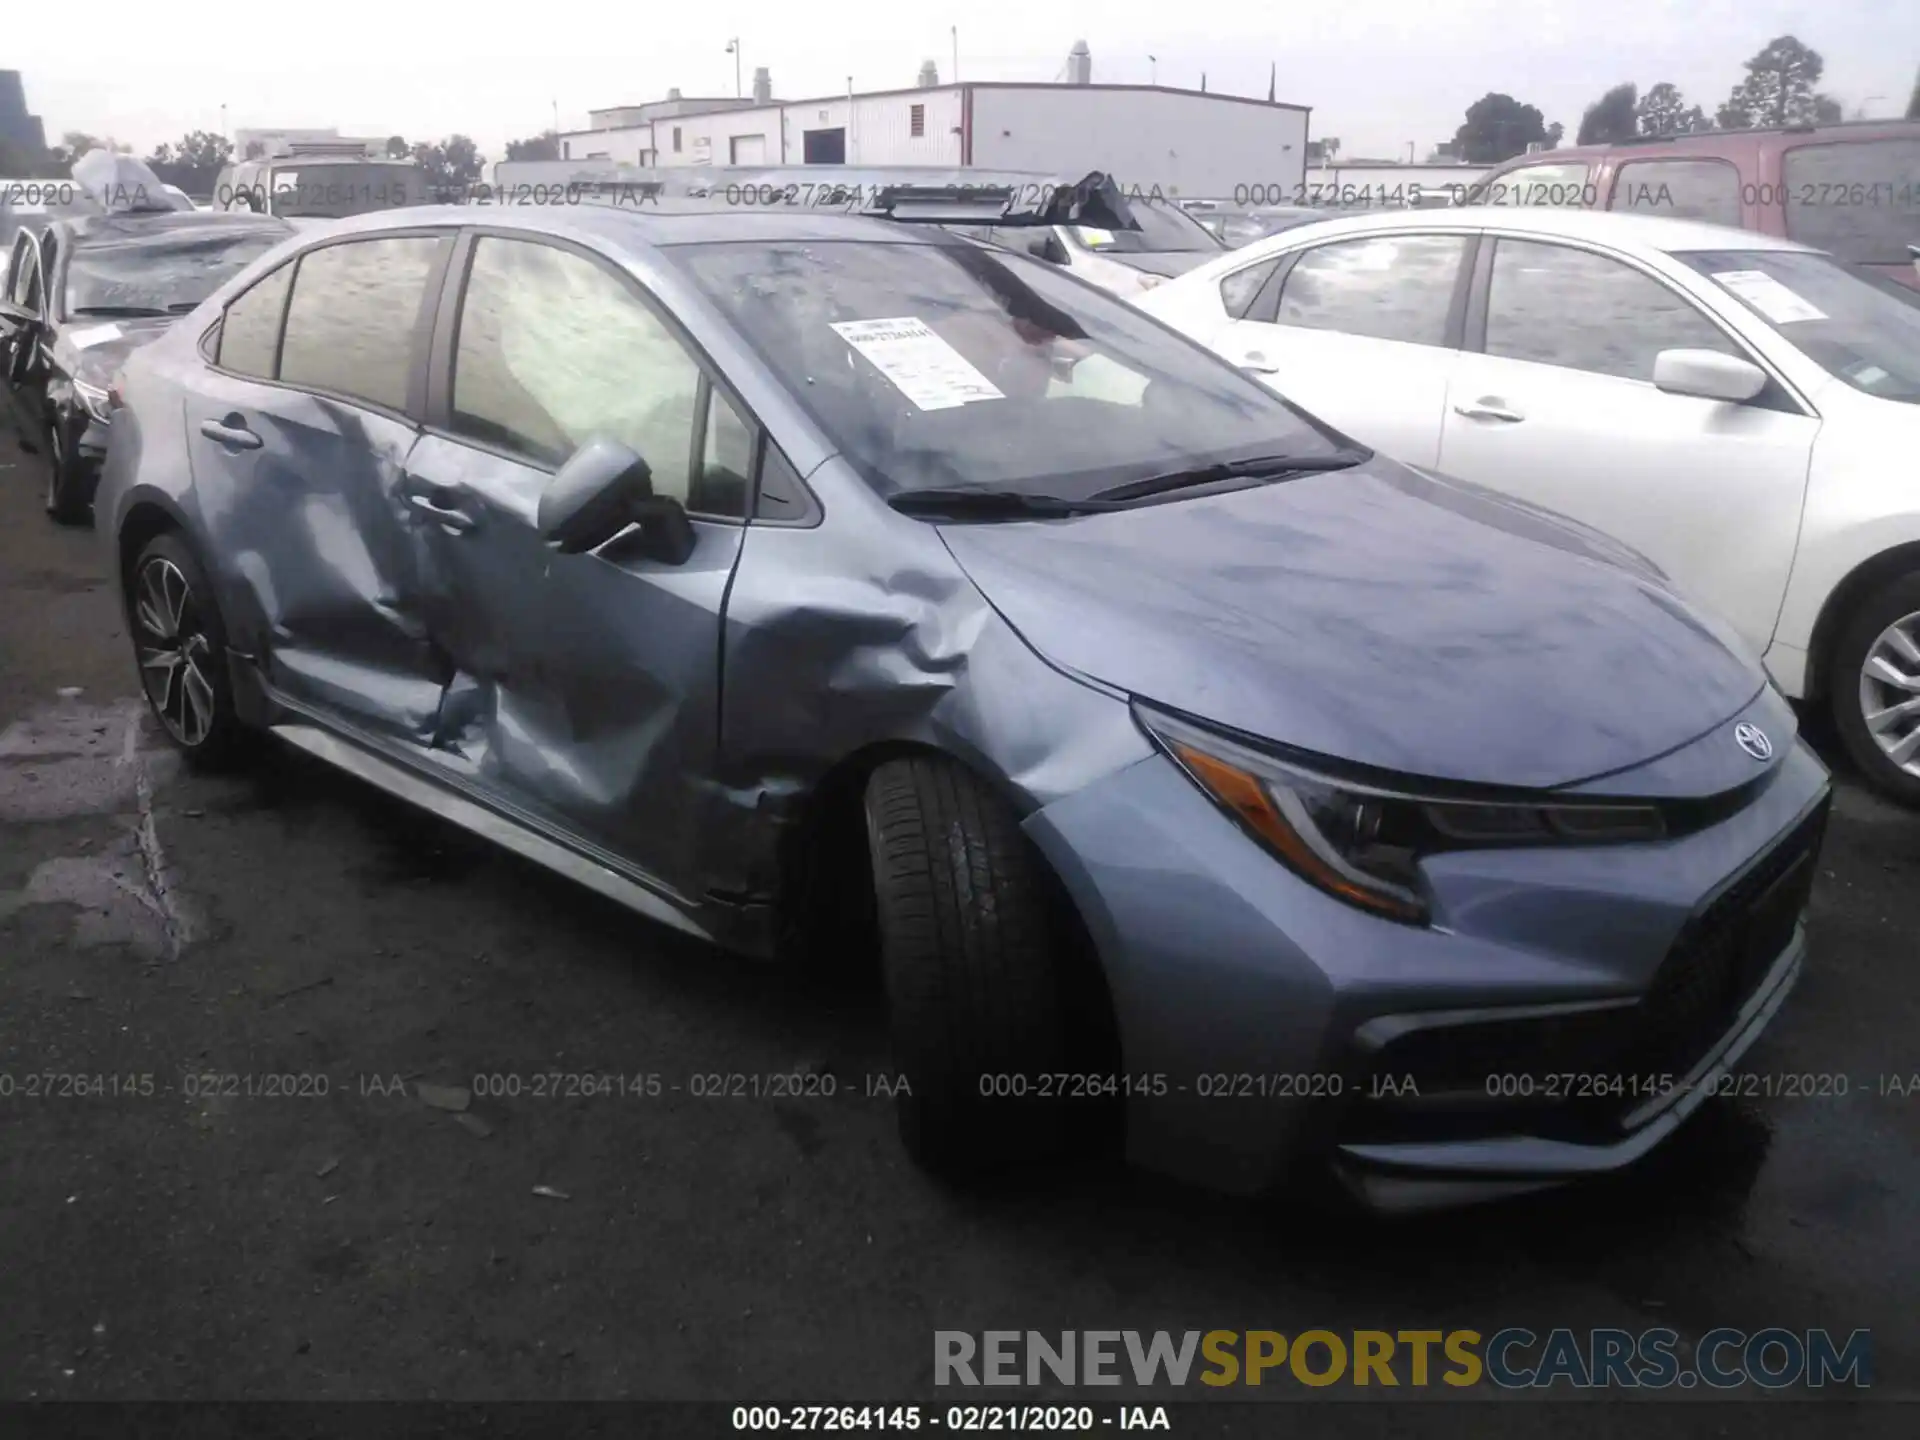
[1735,723,1773,761]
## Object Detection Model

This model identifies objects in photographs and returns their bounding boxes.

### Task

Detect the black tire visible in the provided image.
[128,532,252,771]
[43,420,92,526]
[1830,570,1920,808]
[864,756,1071,1177]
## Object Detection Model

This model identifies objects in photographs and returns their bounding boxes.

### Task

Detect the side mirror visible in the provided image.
[536,435,695,564]
[1026,232,1066,265]
[1652,348,1767,404]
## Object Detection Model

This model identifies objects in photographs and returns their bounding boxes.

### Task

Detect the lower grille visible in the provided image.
[1343,794,1830,1145]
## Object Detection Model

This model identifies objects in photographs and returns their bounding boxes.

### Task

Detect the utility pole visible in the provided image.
[726,39,742,98]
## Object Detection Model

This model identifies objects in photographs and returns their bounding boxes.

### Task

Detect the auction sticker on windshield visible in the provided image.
[65,324,125,349]
[1713,270,1828,324]
[831,317,1005,411]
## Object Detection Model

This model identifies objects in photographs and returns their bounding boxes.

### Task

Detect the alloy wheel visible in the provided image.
[1858,608,1920,778]
[133,556,218,747]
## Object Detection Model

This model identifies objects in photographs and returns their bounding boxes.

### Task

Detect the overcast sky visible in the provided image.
[9,1,1915,163]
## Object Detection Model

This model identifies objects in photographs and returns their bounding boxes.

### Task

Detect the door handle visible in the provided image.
[1452,399,1525,423]
[1240,351,1281,374]
[198,417,263,449]
[403,488,477,533]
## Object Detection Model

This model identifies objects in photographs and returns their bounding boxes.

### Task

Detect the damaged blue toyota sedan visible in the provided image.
[95,194,1831,1211]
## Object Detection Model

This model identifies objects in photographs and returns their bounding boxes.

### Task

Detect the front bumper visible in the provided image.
[1022,703,1831,1209]
[73,413,111,470]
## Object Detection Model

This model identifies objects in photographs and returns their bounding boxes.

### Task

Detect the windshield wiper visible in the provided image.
[67,305,171,318]
[1090,447,1371,504]
[886,488,1120,519]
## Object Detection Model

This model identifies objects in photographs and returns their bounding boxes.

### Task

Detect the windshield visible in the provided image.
[1068,201,1222,254]
[64,231,284,317]
[1679,249,1920,406]
[263,163,431,217]
[669,237,1343,499]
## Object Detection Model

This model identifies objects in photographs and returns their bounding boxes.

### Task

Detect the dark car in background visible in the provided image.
[211,151,436,227]
[1466,119,1920,289]
[1180,201,1332,247]
[2,203,291,521]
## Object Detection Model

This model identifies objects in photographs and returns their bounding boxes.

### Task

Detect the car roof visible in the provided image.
[1497,117,1920,166]
[58,209,293,244]
[1249,204,1817,256]
[311,201,979,250]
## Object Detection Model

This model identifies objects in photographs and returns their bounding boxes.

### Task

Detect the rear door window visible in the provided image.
[1609,159,1742,227]
[277,235,443,412]
[1781,139,1920,266]
[1272,234,1467,346]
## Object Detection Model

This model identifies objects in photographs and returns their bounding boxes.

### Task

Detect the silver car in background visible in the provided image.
[95,199,1830,1211]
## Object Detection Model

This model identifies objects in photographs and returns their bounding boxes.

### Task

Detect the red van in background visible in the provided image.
[1466,120,1920,290]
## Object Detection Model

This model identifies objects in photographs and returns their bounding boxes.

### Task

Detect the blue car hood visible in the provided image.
[938,461,1764,791]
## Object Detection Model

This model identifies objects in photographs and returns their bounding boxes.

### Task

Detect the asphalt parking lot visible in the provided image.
[1,426,1918,1407]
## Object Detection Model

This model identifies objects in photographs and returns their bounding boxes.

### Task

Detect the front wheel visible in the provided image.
[128,533,251,770]
[1830,571,1920,807]
[864,757,1072,1178]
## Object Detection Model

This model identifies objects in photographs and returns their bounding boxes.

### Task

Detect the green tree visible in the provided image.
[1451,93,1556,164]
[144,130,233,196]
[1908,68,1920,120]
[410,135,487,195]
[1576,82,1639,145]
[504,131,560,162]
[1718,35,1828,129]
[1636,82,1710,136]
[385,135,410,159]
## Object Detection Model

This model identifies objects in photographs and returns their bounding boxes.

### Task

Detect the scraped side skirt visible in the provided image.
[269,720,712,944]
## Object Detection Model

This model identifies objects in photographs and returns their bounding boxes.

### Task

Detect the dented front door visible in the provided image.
[400,430,742,898]
[397,231,750,897]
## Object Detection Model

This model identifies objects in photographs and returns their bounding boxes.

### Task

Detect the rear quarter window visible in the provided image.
[217,262,293,378]
[1781,139,1920,266]
[1219,257,1282,318]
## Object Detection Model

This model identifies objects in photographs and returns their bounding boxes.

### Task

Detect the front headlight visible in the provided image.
[1134,703,1666,926]
[73,379,112,425]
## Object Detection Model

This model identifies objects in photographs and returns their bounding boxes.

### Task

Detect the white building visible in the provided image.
[517,44,1309,200]
[232,127,391,160]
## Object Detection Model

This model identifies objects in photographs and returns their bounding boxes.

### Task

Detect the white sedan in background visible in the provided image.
[1137,207,1920,805]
